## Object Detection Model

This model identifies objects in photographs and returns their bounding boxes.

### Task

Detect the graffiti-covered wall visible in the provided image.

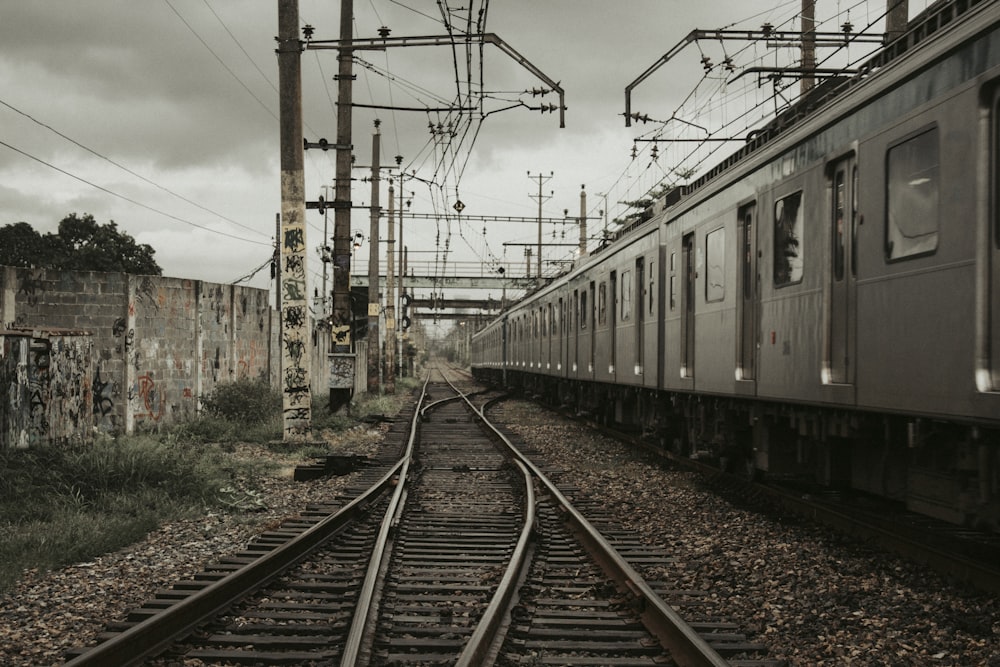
[1,265,330,448]
[1,331,93,448]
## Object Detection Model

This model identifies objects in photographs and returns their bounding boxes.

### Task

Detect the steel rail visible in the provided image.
[64,459,406,667]
[455,459,535,667]
[478,394,732,667]
[339,375,430,666]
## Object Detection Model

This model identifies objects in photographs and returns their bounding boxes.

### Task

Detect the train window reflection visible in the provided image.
[774,190,804,286]
[886,127,939,260]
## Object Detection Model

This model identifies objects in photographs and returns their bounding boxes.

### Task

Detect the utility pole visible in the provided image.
[398,173,407,379]
[319,184,333,316]
[367,122,380,393]
[801,0,816,95]
[578,185,587,258]
[385,179,396,394]
[276,0,311,440]
[528,170,554,279]
[330,0,354,410]
[886,0,909,42]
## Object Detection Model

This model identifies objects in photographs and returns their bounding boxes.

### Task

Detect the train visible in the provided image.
[471,0,1000,530]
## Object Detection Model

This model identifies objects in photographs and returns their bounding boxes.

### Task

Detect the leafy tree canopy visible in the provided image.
[0,214,161,275]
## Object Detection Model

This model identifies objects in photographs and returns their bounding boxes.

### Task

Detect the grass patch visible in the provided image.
[0,378,418,594]
[0,435,258,594]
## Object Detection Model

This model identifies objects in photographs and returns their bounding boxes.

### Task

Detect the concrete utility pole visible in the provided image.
[801,0,816,95]
[886,0,909,42]
[578,185,587,258]
[398,174,406,378]
[276,0,312,440]
[385,180,396,394]
[330,0,354,410]
[528,170,554,279]
[320,184,333,316]
[367,122,380,393]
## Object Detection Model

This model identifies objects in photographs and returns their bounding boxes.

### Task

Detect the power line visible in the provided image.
[0,138,271,247]
[163,0,278,121]
[0,97,270,240]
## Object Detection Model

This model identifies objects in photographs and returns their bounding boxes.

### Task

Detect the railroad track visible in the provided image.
[65,366,777,666]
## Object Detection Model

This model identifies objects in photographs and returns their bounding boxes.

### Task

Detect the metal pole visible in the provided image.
[330,0,354,410]
[277,0,311,440]
[528,171,553,279]
[536,176,543,277]
[579,184,587,258]
[366,123,380,393]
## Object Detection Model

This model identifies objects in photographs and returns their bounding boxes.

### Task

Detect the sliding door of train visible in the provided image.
[588,280,596,376]
[609,271,618,377]
[991,92,1000,390]
[635,257,644,376]
[737,202,758,384]
[827,154,857,385]
[681,233,695,378]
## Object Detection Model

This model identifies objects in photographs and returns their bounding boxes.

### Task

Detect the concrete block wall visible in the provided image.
[1,265,332,447]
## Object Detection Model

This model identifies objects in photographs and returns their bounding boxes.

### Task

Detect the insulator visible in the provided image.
[842,21,854,35]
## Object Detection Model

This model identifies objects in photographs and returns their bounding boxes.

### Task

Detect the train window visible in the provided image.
[580,290,588,329]
[598,282,607,325]
[852,166,859,277]
[648,262,655,314]
[833,169,846,281]
[670,275,676,310]
[773,190,804,286]
[706,228,725,302]
[621,270,632,320]
[886,127,939,260]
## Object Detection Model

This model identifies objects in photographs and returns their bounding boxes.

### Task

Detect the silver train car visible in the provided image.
[472,0,1000,529]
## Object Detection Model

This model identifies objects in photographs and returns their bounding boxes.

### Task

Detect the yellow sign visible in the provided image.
[368,303,380,316]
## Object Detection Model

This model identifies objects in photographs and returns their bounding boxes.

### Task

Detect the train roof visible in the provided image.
[607,0,995,244]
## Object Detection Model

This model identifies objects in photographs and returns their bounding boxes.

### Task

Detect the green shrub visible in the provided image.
[201,378,281,424]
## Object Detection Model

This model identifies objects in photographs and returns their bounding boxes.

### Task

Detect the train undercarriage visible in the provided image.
[475,367,1000,532]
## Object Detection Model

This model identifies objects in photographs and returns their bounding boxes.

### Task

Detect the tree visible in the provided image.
[0,214,161,275]
[0,222,49,268]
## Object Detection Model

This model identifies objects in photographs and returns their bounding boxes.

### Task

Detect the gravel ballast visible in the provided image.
[494,400,1000,666]
[1,397,997,666]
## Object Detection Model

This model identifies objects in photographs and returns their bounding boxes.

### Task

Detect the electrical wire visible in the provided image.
[0,138,271,247]
[0,97,270,240]
[163,0,278,121]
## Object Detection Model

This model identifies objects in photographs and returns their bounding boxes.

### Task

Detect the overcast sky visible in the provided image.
[0,1,922,325]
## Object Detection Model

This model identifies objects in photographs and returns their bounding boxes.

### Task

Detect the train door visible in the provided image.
[991,93,1000,390]
[572,289,579,373]
[635,257,644,375]
[588,281,596,374]
[827,155,857,384]
[609,271,617,375]
[556,297,569,375]
[737,203,758,381]
[681,233,695,378]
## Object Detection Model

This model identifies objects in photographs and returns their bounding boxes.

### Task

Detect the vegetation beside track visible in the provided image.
[0,378,418,593]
